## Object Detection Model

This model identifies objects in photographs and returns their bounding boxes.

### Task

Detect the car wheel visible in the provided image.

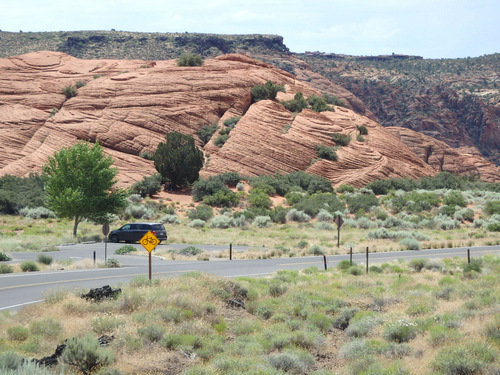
[110,234,119,243]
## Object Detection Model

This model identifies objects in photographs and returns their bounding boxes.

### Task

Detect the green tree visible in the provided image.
[153,132,204,191]
[42,142,127,237]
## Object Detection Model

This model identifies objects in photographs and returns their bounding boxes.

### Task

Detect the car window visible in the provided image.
[152,224,165,231]
[130,224,140,230]
[121,224,131,230]
[139,224,150,230]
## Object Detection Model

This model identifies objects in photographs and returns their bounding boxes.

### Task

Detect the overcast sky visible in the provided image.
[1,0,498,59]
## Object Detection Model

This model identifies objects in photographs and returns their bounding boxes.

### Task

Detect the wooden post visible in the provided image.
[230,243,233,260]
[366,247,369,274]
[323,255,328,270]
[350,247,353,266]
[467,248,471,264]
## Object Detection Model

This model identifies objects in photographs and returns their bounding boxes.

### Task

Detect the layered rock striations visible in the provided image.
[0,51,497,187]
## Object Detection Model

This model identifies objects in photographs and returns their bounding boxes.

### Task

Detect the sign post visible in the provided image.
[139,231,159,280]
[334,215,344,248]
[102,223,110,262]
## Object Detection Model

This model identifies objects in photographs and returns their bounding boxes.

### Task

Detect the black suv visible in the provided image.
[108,223,167,243]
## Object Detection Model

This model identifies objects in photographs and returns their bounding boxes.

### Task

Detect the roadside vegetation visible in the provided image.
[1,172,500,261]
[0,255,498,374]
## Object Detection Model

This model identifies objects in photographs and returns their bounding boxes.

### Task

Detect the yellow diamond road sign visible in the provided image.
[140,231,159,253]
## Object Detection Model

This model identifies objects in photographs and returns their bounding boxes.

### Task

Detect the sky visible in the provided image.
[1,0,499,59]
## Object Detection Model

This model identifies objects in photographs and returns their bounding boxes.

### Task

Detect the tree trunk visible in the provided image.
[73,215,79,237]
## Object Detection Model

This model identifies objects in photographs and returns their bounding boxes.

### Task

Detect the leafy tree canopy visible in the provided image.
[42,141,127,236]
[154,132,204,191]
[0,174,44,214]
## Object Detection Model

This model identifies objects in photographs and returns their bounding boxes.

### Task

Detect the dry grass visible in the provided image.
[1,257,498,374]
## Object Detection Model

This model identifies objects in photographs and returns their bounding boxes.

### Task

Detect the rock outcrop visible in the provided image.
[0,51,497,187]
[388,127,500,183]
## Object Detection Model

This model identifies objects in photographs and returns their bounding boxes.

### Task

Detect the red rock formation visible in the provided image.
[388,127,500,183]
[0,51,497,188]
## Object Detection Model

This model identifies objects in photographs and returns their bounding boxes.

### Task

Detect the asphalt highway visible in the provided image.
[1,243,499,312]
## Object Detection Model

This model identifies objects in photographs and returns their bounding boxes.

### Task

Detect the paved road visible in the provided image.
[1,243,499,312]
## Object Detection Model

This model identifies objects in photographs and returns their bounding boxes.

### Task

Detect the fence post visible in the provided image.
[467,248,470,264]
[366,247,369,274]
[350,247,353,266]
[230,243,232,260]
[323,255,328,270]
[93,251,96,266]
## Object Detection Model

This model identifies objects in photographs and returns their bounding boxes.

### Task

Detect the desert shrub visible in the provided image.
[160,214,180,224]
[192,178,225,201]
[357,124,369,135]
[356,217,377,229]
[454,207,474,221]
[307,94,331,112]
[383,320,418,343]
[209,216,235,229]
[105,258,120,268]
[268,348,315,373]
[484,314,500,344]
[293,192,344,217]
[316,145,338,161]
[286,208,311,223]
[337,184,356,193]
[269,206,288,224]
[281,92,308,112]
[197,123,218,146]
[334,307,359,330]
[487,222,500,232]
[331,132,351,146]
[346,316,380,338]
[251,80,285,102]
[130,174,162,198]
[253,216,272,228]
[248,188,273,209]
[432,342,495,375]
[30,317,63,338]
[223,116,241,129]
[115,245,135,255]
[162,334,202,350]
[7,326,30,341]
[268,281,288,297]
[187,205,213,221]
[443,190,467,207]
[18,206,56,219]
[308,244,325,255]
[179,246,203,256]
[399,237,420,250]
[217,172,243,187]
[316,222,333,230]
[61,334,114,374]
[0,264,13,273]
[0,252,11,261]
[317,209,333,222]
[0,351,22,371]
[337,260,354,270]
[62,85,77,99]
[203,188,239,207]
[366,178,418,195]
[213,134,229,147]
[408,258,429,272]
[434,214,460,230]
[177,53,203,66]
[124,204,156,220]
[37,254,53,265]
[138,324,165,342]
[485,200,500,215]
[323,93,345,106]
[236,182,245,191]
[20,261,40,272]
[346,193,379,213]
[188,219,205,228]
